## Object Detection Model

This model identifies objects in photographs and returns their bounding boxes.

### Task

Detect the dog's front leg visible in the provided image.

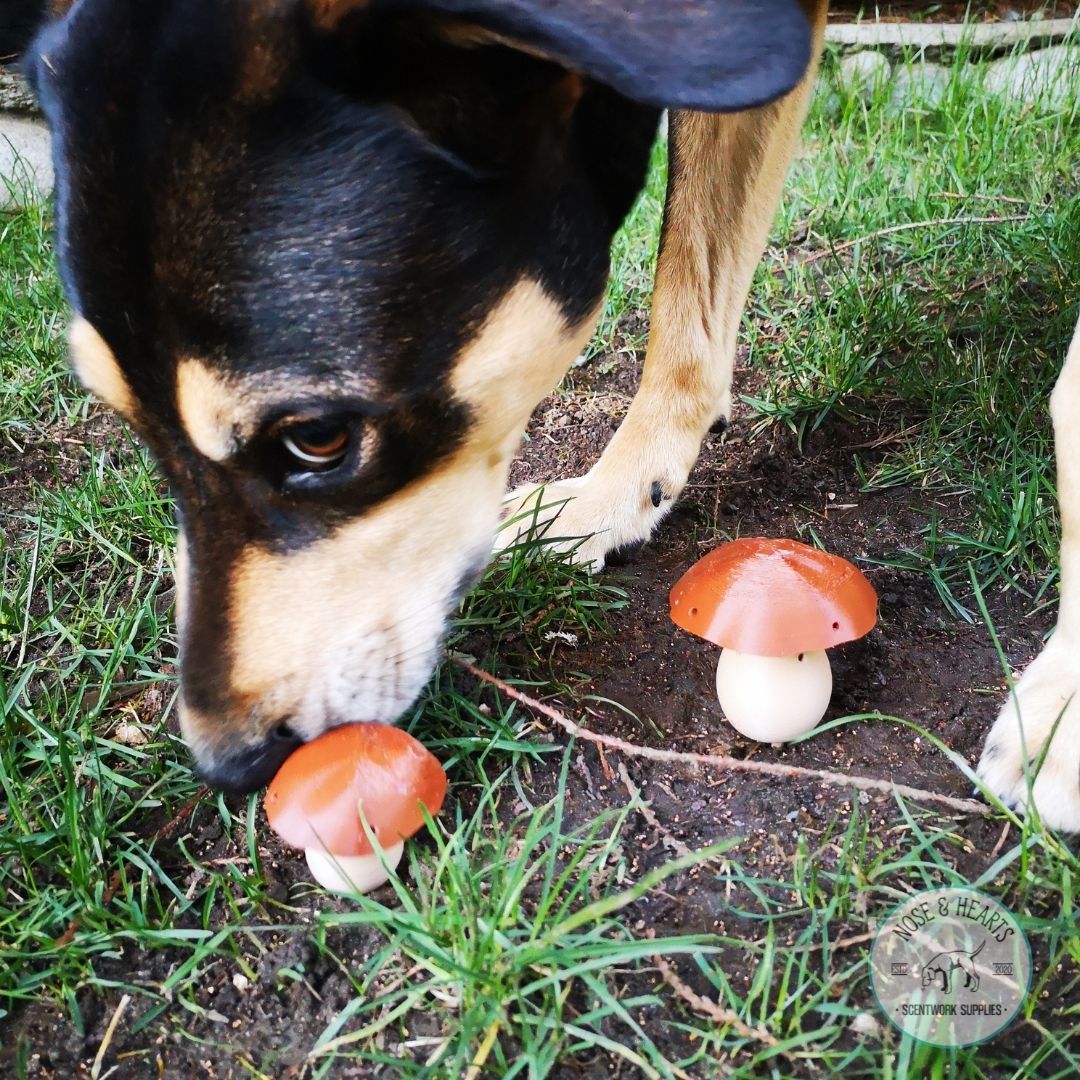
[977,311,1080,831]
[503,0,827,569]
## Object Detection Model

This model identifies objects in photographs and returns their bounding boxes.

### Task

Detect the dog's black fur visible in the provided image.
[23,1,678,544]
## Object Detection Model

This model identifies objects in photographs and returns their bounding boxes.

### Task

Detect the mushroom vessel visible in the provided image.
[265,723,447,894]
[670,537,877,742]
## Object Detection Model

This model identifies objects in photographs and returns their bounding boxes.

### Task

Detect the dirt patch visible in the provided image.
[0,404,128,516]
[497,341,1054,888]
[509,345,1051,804]
[4,321,1067,1077]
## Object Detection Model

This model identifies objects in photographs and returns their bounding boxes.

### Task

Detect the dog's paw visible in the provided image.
[497,472,676,572]
[977,633,1080,831]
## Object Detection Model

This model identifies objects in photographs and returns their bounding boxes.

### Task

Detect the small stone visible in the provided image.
[0,68,40,114]
[114,720,149,747]
[838,51,892,94]
[984,46,1080,108]
[890,62,950,109]
[849,1011,884,1039]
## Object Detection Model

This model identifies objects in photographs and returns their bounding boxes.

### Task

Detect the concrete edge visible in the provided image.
[825,15,1080,54]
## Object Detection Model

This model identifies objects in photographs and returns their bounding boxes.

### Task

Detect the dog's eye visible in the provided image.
[280,420,350,469]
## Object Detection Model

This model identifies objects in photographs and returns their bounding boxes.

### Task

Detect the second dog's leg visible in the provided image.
[505,0,826,567]
[978,311,1080,831]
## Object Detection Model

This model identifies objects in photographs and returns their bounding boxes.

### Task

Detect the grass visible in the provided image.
[754,50,1080,602]
[4,34,1080,1078]
[307,758,729,1078]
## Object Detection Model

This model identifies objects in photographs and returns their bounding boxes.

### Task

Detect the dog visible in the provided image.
[921,939,985,995]
[20,0,1080,829]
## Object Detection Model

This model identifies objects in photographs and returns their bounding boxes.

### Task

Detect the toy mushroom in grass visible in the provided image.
[670,537,877,743]
[265,723,447,894]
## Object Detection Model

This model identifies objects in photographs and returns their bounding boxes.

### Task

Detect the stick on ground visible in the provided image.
[453,658,990,817]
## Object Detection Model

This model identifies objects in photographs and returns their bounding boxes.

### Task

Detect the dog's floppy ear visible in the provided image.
[307,0,814,112]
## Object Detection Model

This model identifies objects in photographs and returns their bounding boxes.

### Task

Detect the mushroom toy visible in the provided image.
[670,537,877,742]
[265,723,447,894]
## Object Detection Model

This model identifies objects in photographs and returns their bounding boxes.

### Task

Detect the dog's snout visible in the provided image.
[196,723,303,794]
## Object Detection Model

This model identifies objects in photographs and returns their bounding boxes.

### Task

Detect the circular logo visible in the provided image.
[870,887,1031,1047]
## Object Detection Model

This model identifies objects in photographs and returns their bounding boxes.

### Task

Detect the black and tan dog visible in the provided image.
[21,0,1080,828]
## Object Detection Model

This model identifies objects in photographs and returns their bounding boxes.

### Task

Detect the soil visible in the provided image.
[506,345,1052,789]
[4,312,1069,1077]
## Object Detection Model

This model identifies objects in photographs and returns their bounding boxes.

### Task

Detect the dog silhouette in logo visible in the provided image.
[921,938,986,994]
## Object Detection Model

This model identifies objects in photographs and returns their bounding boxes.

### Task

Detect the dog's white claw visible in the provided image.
[976,633,1080,832]
[497,475,672,572]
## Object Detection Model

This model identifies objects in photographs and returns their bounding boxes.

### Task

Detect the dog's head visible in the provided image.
[26,0,812,791]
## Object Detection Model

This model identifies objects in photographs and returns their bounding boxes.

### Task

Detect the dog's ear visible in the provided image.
[305,0,814,112]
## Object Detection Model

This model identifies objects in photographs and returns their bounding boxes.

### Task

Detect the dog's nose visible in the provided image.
[196,725,304,794]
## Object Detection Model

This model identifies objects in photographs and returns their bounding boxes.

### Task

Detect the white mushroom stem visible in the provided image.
[715,648,833,743]
[304,841,404,895]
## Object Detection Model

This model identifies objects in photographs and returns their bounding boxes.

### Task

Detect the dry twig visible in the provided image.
[90,993,131,1080]
[453,658,989,817]
[619,763,692,859]
[654,956,777,1049]
[784,929,879,954]
[800,213,1029,265]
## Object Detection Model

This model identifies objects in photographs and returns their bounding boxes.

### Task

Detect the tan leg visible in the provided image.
[978,312,1080,831]
[504,0,827,567]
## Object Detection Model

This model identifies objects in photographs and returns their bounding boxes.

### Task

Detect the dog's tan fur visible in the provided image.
[1051,315,1080,644]
[504,0,828,566]
[174,359,245,462]
[67,317,136,419]
[977,314,1080,827]
[308,0,370,32]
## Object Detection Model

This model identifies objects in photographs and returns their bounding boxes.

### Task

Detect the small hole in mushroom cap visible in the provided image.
[832,621,840,630]
[797,653,804,661]
[689,606,698,616]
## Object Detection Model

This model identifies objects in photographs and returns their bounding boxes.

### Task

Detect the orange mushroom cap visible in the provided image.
[670,537,877,657]
[264,723,447,856]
